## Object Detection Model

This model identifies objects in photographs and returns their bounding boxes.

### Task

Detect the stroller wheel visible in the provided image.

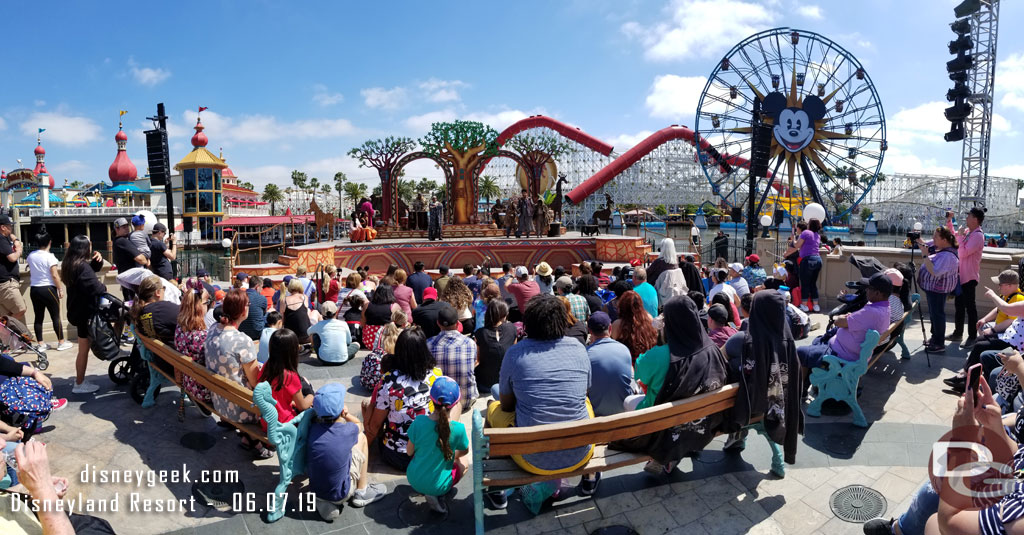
[108,357,132,385]
[129,372,159,405]
[35,358,49,371]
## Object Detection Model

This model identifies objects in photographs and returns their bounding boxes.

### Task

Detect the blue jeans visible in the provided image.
[797,342,831,369]
[925,290,948,345]
[799,255,822,301]
[897,480,939,535]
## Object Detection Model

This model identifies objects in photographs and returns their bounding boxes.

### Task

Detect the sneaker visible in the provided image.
[36,343,49,352]
[424,494,447,514]
[55,341,74,352]
[121,334,135,345]
[643,460,675,476]
[315,497,342,521]
[946,332,963,342]
[812,304,821,312]
[50,398,68,411]
[943,375,966,389]
[924,342,946,353]
[350,483,387,507]
[484,490,508,510]
[961,337,977,349]
[578,472,601,496]
[71,381,99,394]
[862,517,896,535]
[800,304,810,312]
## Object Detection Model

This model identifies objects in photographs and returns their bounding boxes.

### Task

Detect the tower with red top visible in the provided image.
[32,134,54,211]
[108,122,138,183]
[174,113,227,241]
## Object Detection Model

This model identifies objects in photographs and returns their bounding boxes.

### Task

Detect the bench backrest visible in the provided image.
[137,333,258,413]
[484,383,739,457]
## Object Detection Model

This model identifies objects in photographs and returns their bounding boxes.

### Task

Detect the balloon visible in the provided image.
[913,222,923,231]
[135,210,158,233]
[221,238,232,249]
[759,215,773,226]
[803,203,826,222]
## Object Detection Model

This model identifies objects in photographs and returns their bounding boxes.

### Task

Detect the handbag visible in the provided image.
[88,302,121,361]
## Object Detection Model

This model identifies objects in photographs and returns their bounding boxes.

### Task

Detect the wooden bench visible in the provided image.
[136,334,311,522]
[470,383,784,534]
[806,294,920,427]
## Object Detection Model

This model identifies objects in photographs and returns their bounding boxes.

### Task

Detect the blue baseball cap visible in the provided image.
[313,383,346,420]
[131,214,146,227]
[236,272,248,281]
[430,376,461,408]
[283,275,293,284]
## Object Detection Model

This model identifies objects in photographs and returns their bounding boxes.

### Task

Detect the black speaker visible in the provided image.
[774,209,785,226]
[731,207,743,223]
[182,217,193,233]
[145,128,170,186]
[750,124,772,178]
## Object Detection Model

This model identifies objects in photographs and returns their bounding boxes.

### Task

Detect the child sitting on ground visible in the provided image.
[406,376,470,514]
[257,328,312,432]
[257,311,283,364]
[307,383,387,520]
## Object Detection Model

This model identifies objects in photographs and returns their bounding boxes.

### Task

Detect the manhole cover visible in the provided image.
[824,433,858,456]
[192,481,246,512]
[180,432,217,451]
[830,485,887,523]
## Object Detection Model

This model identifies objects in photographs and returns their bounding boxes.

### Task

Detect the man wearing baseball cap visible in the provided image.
[506,266,539,313]
[943,269,1024,392]
[726,262,750,297]
[307,383,387,520]
[308,301,359,365]
[0,214,26,322]
[412,286,445,338]
[742,254,767,289]
[148,222,176,280]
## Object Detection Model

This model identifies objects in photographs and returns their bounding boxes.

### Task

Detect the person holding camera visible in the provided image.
[148,222,176,281]
[916,226,960,353]
[946,207,986,348]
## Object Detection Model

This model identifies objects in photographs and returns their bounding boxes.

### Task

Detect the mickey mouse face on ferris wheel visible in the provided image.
[762,92,826,154]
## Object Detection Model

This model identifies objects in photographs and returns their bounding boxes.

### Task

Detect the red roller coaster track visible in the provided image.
[493,115,778,206]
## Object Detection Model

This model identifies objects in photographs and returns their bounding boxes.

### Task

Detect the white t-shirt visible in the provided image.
[708,282,738,304]
[27,250,58,287]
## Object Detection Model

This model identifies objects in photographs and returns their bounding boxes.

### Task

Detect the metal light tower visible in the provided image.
[948,0,1000,210]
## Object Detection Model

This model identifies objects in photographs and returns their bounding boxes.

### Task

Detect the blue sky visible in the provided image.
[3,0,1023,192]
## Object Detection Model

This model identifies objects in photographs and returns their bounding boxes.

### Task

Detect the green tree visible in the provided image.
[420,120,500,224]
[478,175,500,205]
[397,179,415,205]
[505,132,575,196]
[415,178,437,196]
[309,177,320,203]
[291,170,308,205]
[343,181,368,211]
[654,204,668,216]
[333,172,347,217]
[320,184,331,200]
[69,180,84,189]
[262,183,284,216]
[348,136,418,223]
[859,206,874,221]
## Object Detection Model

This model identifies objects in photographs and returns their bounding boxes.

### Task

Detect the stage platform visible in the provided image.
[231,232,652,278]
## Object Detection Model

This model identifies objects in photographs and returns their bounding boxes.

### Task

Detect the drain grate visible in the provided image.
[830,485,887,523]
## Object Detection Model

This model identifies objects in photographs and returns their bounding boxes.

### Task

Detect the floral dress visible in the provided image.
[204,325,257,423]
[374,366,442,454]
[175,326,211,403]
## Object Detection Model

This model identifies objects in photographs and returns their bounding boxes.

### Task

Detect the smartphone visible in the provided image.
[967,363,983,403]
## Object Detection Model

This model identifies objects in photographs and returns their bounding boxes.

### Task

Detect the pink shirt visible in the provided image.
[393,284,415,318]
[958,227,984,283]
[829,300,890,361]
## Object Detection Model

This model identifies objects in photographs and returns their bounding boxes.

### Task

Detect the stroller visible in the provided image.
[0,316,48,370]
[93,293,138,386]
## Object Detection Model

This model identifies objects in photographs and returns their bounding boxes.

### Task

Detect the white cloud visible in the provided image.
[127,57,171,87]
[797,5,823,19]
[882,147,959,176]
[179,110,357,145]
[645,74,708,120]
[622,0,775,61]
[0,117,6,131]
[361,86,407,110]
[997,52,1024,113]
[312,84,343,107]
[419,78,467,103]
[33,100,45,107]
[20,112,101,146]
[604,131,654,150]
[404,108,539,133]
[991,164,1024,179]
[50,160,91,177]
[993,113,1014,134]
[404,110,458,133]
[886,101,953,145]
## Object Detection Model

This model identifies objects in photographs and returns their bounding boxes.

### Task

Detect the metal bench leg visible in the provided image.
[749,422,785,478]
[897,333,911,360]
[806,393,824,418]
[177,388,186,422]
[848,383,869,428]
[472,410,488,535]
[142,364,171,409]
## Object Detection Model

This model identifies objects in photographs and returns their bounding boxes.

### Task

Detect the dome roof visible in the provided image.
[34,143,45,156]
[108,124,137,183]
[191,119,208,148]
[222,167,236,178]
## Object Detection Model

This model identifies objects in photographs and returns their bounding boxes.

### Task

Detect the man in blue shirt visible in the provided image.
[308,302,360,364]
[632,267,660,318]
[406,261,433,304]
[462,263,481,298]
[239,274,267,340]
[584,312,634,417]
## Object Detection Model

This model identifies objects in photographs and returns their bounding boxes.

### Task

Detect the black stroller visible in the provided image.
[0,316,48,370]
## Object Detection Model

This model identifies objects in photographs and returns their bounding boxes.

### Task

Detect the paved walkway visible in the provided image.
[19,308,963,534]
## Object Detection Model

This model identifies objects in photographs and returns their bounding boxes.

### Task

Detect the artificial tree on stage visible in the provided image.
[348,136,417,225]
[419,120,499,225]
[504,132,575,197]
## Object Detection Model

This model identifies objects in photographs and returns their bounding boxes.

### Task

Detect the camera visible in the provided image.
[906,231,920,241]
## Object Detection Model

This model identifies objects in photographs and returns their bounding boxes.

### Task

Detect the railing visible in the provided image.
[225,207,272,217]
[26,206,179,217]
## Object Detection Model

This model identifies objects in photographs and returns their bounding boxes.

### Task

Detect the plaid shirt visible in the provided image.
[427,330,478,408]
[567,294,590,322]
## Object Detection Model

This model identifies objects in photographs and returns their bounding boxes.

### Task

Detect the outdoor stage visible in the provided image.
[231,231,653,278]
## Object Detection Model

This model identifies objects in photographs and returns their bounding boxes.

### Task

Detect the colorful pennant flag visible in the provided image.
[119,110,127,117]
[198,106,209,113]
[37,128,45,134]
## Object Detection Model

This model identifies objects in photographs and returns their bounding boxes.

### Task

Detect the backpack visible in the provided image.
[0,376,52,436]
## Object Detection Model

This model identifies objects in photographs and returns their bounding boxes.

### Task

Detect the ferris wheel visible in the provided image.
[694,28,886,224]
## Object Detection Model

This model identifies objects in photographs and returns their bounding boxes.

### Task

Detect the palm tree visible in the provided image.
[291,170,308,205]
[69,180,84,189]
[478,175,500,206]
[262,184,285,215]
[333,172,347,218]
[320,184,332,209]
[309,177,320,204]
[397,179,415,205]
[343,181,368,213]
